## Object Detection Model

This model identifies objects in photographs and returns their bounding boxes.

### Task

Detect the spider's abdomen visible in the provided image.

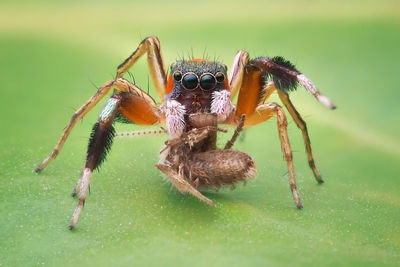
[186,150,257,189]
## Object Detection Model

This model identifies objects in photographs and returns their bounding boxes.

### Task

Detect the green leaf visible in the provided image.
[1,1,399,266]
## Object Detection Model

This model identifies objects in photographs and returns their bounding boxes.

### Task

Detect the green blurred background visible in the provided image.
[1,0,399,266]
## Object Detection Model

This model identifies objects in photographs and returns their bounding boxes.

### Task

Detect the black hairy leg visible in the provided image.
[69,96,121,229]
[246,56,336,109]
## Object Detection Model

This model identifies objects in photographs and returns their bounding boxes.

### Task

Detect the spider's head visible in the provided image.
[166,59,229,113]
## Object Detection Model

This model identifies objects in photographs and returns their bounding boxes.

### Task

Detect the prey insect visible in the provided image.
[35,36,335,229]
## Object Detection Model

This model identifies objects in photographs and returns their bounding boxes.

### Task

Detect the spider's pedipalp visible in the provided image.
[163,100,186,139]
[211,89,234,123]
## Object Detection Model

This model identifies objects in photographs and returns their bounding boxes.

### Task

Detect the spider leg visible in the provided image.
[70,167,93,229]
[226,52,333,183]
[69,83,162,229]
[235,64,265,118]
[35,80,114,173]
[116,36,167,102]
[228,50,249,100]
[35,78,144,173]
[258,81,277,104]
[245,103,303,209]
[38,37,166,172]
[238,78,323,183]
[71,162,86,197]
[70,95,122,229]
[224,114,246,149]
[246,57,336,109]
[277,90,323,183]
[228,52,335,117]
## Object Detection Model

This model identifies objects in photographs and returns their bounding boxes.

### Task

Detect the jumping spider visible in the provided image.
[35,36,335,229]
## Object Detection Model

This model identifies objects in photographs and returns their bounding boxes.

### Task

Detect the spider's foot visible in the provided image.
[69,205,83,230]
[312,170,324,184]
[35,156,53,173]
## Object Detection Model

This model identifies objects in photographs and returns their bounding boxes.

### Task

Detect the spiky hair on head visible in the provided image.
[170,60,227,77]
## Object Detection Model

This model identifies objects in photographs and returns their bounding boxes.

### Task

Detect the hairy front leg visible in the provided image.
[35,78,147,173]
[35,79,118,173]
[69,96,121,229]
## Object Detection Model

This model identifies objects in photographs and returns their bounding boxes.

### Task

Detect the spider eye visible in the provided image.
[200,74,216,91]
[173,71,182,82]
[215,72,225,83]
[182,73,198,90]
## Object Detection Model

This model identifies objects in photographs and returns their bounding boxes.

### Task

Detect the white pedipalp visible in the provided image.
[162,100,186,139]
[211,90,234,123]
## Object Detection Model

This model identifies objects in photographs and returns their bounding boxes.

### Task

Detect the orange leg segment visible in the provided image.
[118,93,161,125]
[235,66,263,119]
[234,67,277,122]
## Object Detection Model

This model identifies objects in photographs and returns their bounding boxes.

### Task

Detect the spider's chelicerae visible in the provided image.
[35,36,336,229]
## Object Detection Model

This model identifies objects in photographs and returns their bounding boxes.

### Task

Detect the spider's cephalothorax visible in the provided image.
[168,60,228,113]
[35,36,336,229]
[163,60,233,139]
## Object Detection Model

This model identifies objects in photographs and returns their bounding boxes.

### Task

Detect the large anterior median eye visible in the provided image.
[200,73,216,91]
[182,73,198,90]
